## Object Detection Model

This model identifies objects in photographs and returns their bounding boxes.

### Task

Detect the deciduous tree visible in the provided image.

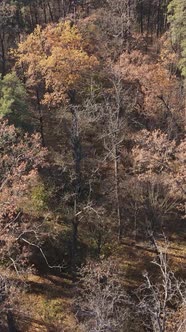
[0,120,47,270]
[13,21,98,145]
[76,260,130,332]
[136,240,186,332]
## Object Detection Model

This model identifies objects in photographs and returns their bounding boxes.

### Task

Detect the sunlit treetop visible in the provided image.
[13,21,98,107]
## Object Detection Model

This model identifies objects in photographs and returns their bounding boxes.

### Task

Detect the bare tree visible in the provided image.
[102,75,128,240]
[95,0,136,59]
[76,259,130,332]
[78,75,130,241]
[136,241,186,332]
[0,274,20,332]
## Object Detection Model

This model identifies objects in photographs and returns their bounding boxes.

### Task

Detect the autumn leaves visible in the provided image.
[13,21,98,108]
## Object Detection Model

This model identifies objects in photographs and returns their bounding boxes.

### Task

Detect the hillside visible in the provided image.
[0,1,185,331]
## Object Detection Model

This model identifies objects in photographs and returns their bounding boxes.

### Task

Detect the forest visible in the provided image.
[0,0,185,331]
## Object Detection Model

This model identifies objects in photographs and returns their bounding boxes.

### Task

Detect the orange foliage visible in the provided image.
[116,48,182,123]
[131,129,185,213]
[14,21,98,107]
[0,120,46,213]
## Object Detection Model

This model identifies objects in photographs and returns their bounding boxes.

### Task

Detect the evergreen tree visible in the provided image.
[0,72,30,129]
[168,0,186,78]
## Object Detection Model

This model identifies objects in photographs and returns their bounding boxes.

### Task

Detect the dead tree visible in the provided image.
[103,76,126,240]
[68,89,82,270]
[76,259,130,332]
[136,241,186,332]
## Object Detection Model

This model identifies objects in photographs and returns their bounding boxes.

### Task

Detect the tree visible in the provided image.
[131,129,185,231]
[168,0,186,80]
[94,0,135,59]
[116,48,185,138]
[76,260,130,332]
[0,274,20,332]
[0,2,19,78]
[135,0,168,36]
[0,120,47,270]
[13,21,98,265]
[16,0,81,28]
[101,76,127,240]
[136,240,186,332]
[14,21,98,107]
[13,21,98,144]
[0,72,29,128]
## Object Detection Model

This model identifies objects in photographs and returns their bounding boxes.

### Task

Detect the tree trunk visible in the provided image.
[36,89,45,147]
[126,0,131,52]
[56,0,62,18]
[157,0,161,37]
[33,3,38,25]
[140,0,144,34]
[114,144,122,241]
[7,311,17,332]
[147,2,151,36]
[42,0,47,23]
[72,219,78,262]
[29,3,35,29]
[97,231,102,256]
[61,0,67,17]
[47,1,54,22]
[0,35,6,78]
[69,93,82,272]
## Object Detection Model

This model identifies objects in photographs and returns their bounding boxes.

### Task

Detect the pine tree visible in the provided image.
[168,0,186,78]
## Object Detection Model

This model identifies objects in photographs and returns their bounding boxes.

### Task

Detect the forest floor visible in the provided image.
[0,236,185,331]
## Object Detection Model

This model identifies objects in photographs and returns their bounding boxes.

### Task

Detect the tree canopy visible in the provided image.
[0,1,185,331]
[168,0,186,78]
[14,21,98,107]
